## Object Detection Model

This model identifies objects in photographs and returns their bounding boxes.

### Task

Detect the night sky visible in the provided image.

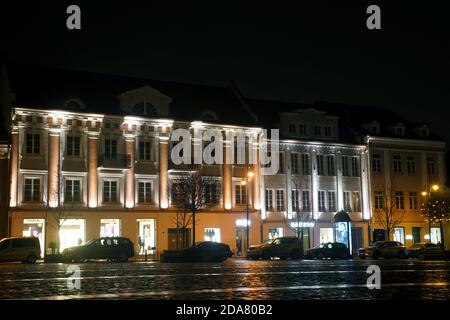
[1,1,450,147]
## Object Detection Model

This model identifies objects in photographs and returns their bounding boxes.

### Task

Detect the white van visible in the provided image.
[0,237,41,263]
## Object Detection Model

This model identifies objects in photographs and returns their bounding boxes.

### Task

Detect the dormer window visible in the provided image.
[367,121,380,134]
[288,123,297,135]
[419,126,430,137]
[324,126,332,137]
[395,125,405,136]
[314,125,322,136]
[133,102,158,116]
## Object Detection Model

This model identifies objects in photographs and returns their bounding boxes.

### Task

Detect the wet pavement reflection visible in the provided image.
[0,258,449,300]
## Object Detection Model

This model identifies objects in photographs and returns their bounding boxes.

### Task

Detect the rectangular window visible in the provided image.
[103,180,118,203]
[301,154,310,175]
[352,192,361,212]
[65,179,81,203]
[427,157,435,176]
[395,191,405,210]
[138,181,152,204]
[278,152,285,174]
[327,155,335,176]
[105,139,117,160]
[351,157,359,177]
[324,126,332,137]
[394,227,405,244]
[276,189,285,211]
[407,156,416,175]
[292,190,300,211]
[372,154,381,173]
[268,227,284,239]
[204,228,221,242]
[139,141,152,160]
[67,135,81,156]
[100,219,121,237]
[320,228,334,244]
[24,177,41,202]
[393,155,402,174]
[205,182,219,206]
[314,125,321,136]
[344,191,352,212]
[299,125,307,135]
[317,155,324,175]
[235,184,247,205]
[327,191,336,212]
[318,191,326,212]
[288,123,296,135]
[291,153,299,175]
[375,191,384,210]
[25,133,40,155]
[342,156,349,176]
[409,192,418,210]
[301,191,310,211]
[265,189,274,211]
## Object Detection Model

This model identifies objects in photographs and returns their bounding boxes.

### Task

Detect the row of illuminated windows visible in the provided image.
[372,154,437,176]
[288,123,334,138]
[264,189,361,213]
[279,153,360,177]
[374,191,419,211]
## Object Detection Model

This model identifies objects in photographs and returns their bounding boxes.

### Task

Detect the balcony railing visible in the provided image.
[98,153,131,169]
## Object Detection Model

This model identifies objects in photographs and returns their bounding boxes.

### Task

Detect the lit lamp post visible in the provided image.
[241,169,254,255]
[421,184,440,243]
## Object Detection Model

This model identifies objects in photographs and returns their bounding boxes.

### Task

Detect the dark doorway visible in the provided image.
[168,228,191,250]
[351,227,363,255]
[412,227,421,244]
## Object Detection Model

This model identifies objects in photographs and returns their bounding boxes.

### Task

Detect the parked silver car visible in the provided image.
[0,237,41,263]
[358,241,406,259]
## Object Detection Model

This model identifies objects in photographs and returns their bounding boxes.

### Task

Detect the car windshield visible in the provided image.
[264,239,274,244]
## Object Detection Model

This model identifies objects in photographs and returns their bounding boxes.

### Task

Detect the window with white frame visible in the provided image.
[138,181,152,204]
[327,155,335,176]
[276,189,285,211]
[375,191,384,210]
[24,177,41,202]
[104,139,117,160]
[372,153,381,173]
[318,191,326,212]
[393,155,402,174]
[292,190,300,211]
[352,192,361,212]
[314,125,321,136]
[139,141,152,161]
[288,123,296,135]
[317,155,324,175]
[327,191,336,212]
[301,154,310,175]
[65,178,81,203]
[342,156,350,176]
[395,191,405,210]
[299,124,307,135]
[409,192,418,210]
[324,126,332,137]
[278,152,285,174]
[25,132,40,155]
[301,190,310,211]
[344,191,352,212]
[291,153,299,175]
[204,228,221,242]
[351,157,359,177]
[265,189,274,211]
[427,157,435,176]
[66,135,81,156]
[235,184,247,205]
[205,182,220,206]
[103,180,118,203]
[407,156,416,175]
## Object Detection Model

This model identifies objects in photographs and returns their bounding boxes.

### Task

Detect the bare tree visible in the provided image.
[284,178,313,241]
[171,168,219,248]
[170,210,194,249]
[420,189,450,248]
[373,185,405,241]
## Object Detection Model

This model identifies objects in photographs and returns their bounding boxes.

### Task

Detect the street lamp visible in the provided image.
[421,184,440,243]
[241,169,253,255]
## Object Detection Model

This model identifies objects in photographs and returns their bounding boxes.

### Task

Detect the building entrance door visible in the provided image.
[351,227,363,255]
[235,228,247,257]
[168,228,191,250]
[412,227,421,244]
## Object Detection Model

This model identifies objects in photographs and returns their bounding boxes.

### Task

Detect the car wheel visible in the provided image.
[317,253,324,260]
[397,251,406,259]
[118,254,128,262]
[26,254,37,264]
[291,250,301,260]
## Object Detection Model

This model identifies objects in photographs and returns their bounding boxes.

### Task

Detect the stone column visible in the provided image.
[336,152,344,211]
[9,131,18,207]
[125,134,135,208]
[48,130,60,208]
[159,135,169,209]
[223,139,232,210]
[252,146,261,211]
[88,133,99,208]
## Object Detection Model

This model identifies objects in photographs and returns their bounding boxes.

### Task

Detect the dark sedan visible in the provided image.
[63,237,135,262]
[161,241,232,263]
[306,242,351,260]
[406,243,446,260]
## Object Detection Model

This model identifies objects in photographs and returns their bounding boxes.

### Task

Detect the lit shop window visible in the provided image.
[100,219,121,237]
[394,227,405,245]
[320,228,333,244]
[431,228,442,244]
[138,219,156,255]
[59,219,85,252]
[268,227,283,240]
[23,219,45,257]
[204,228,221,243]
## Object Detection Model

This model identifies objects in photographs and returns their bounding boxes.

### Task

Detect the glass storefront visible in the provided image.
[138,219,156,255]
[431,227,442,244]
[59,219,85,252]
[23,219,45,257]
[268,227,283,239]
[394,227,405,244]
[204,228,221,242]
[320,228,333,244]
[100,219,121,237]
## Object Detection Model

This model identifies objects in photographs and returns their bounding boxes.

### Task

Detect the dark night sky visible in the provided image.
[1,2,450,147]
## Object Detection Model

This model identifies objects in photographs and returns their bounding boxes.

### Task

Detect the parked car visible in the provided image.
[247,237,303,260]
[63,237,135,262]
[0,237,41,264]
[406,243,446,260]
[306,242,351,260]
[161,241,232,263]
[358,241,406,259]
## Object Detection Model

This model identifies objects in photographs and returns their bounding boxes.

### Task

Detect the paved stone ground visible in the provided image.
[1,258,449,300]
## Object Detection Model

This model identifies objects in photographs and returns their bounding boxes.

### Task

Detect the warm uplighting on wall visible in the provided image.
[160,200,169,209]
[125,200,135,209]
[247,171,254,178]
[432,184,440,191]
[424,234,431,240]
[405,235,413,240]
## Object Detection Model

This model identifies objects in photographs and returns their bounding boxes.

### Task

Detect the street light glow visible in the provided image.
[240,180,247,186]
[247,171,254,178]
[421,191,428,197]
[432,184,440,191]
